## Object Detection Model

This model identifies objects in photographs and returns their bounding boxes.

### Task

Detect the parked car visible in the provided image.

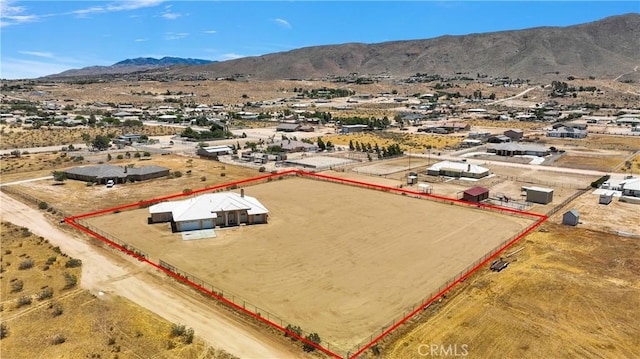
[106,180,115,188]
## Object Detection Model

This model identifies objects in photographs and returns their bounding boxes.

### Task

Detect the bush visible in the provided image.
[63,273,77,289]
[303,333,321,352]
[116,154,124,160]
[173,171,182,178]
[590,174,610,188]
[258,166,266,172]
[200,176,206,181]
[284,324,302,341]
[18,259,35,270]
[134,152,141,158]
[0,323,7,339]
[46,256,57,265]
[16,296,32,308]
[38,201,49,210]
[170,324,186,338]
[183,328,194,344]
[38,287,54,300]
[182,188,191,194]
[65,258,82,268]
[51,334,66,345]
[220,172,226,177]
[10,279,24,293]
[51,303,64,317]
[143,152,151,157]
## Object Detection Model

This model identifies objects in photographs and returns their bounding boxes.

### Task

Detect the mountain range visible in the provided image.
[51,57,214,78]
[47,14,640,82]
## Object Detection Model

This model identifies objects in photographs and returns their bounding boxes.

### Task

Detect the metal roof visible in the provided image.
[149,192,268,222]
[464,186,489,196]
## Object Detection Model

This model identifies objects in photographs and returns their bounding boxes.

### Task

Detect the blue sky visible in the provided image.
[1,1,638,79]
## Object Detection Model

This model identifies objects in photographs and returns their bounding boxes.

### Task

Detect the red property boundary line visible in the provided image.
[63,169,548,359]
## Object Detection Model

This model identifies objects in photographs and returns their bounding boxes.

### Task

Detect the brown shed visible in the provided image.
[462,186,489,203]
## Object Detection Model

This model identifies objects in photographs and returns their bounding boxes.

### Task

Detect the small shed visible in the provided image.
[562,210,580,226]
[418,183,432,194]
[523,186,554,204]
[462,186,489,203]
[599,192,613,205]
[407,172,418,185]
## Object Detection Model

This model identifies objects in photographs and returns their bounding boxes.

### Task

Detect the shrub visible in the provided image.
[51,334,66,345]
[63,273,77,289]
[116,154,124,160]
[200,176,206,181]
[303,333,321,352]
[46,256,57,265]
[65,258,82,268]
[173,171,182,178]
[183,328,194,344]
[51,303,63,317]
[10,279,24,293]
[18,259,34,270]
[0,323,7,339]
[134,152,141,158]
[170,324,186,338]
[182,188,191,194]
[38,287,54,300]
[38,201,49,210]
[220,172,226,177]
[590,174,610,188]
[143,152,151,157]
[284,324,302,341]
[16,296,32,307]
[258,166,266,172]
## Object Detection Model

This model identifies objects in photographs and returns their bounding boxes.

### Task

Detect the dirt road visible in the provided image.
[0,192,306,359]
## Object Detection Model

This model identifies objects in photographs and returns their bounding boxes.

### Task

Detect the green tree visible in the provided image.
[303,333,321,352]
[52,171,67,184]
[317,137,326,151]
[92,135,110,151]
[349,139,354,151]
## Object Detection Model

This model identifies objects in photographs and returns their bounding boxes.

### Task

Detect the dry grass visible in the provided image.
[553,154,628,172]
[0,221,237,359]
[544,135,640,152]
[379,223,640,359]
[10,155,260,215]
[0,125,179,150]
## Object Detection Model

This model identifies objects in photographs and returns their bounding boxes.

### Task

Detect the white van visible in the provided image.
[106,180,115,188]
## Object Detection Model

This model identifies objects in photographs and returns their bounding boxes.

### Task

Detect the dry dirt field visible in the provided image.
[552,147,632,172]
[80,176,536,353]
[8,155,260,215]
[321,132,465,152]
[556,191,640,236]
[380,223,640,359]
[0,221,235,359]
[543,135,640,152]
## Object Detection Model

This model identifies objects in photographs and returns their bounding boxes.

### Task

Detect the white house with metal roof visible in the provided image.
[426,161,490,179]
[149,191,268,232]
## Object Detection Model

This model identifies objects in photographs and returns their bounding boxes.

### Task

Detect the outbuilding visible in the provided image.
[462,186,489,203]
[523,186,554,204]
[562,210,580,226]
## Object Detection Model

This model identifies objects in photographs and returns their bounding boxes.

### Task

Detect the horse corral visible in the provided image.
[78,173,539,354]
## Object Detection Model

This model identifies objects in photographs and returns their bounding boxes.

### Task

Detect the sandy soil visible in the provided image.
[0,192,308,359]
[381,223,640,359]
[82,177,536,352]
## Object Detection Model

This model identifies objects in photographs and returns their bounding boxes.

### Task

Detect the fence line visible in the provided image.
[0,185,72,219]
[496,174,590,189]
[157,259,344,355]
[545,187,591,217]
[344,225,537,358]
[75,220,148,260]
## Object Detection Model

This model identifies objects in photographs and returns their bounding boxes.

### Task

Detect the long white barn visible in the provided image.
[149,191,268,232]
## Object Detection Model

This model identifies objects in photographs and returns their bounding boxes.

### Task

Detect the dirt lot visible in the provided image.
[380,223,640,359]
[80,177,536,353]
[9,155,260,215]
[551,147,632,172]
[553,190,640,236]
[0,221,235,359]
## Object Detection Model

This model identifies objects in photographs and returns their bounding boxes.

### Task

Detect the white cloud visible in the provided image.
[204,30,217,34]
[273,18,292,29]
[0,58,77,80]
[165,32,189,40]
[0,1,40,27]
[161,12,182,20]
[70,0,165,17]
[135,38,148,42]
[18,51,54,58]
[220,53,246,60]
